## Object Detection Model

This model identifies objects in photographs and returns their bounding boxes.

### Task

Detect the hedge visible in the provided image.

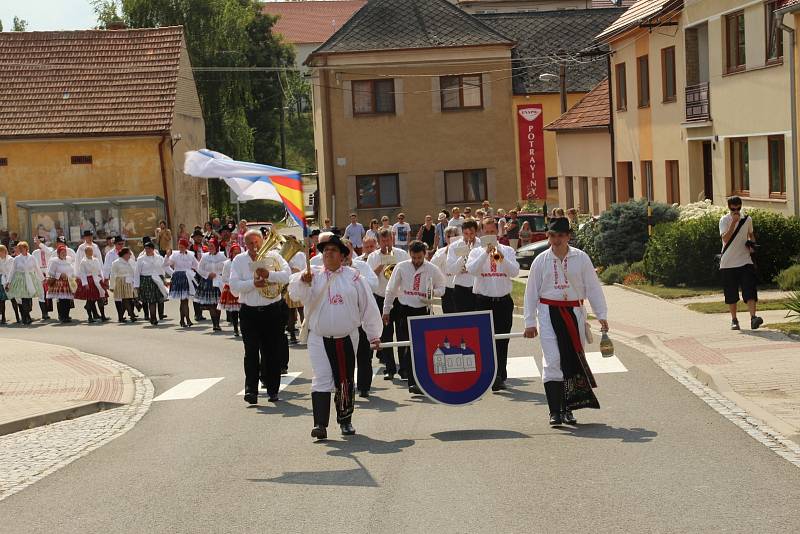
[593,200,679,267]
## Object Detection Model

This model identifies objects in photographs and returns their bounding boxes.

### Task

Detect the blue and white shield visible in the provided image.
[409,311,497,405]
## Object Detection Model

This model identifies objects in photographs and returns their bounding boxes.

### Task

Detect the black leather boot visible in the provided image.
[158,301,167,320]
[544,381,564,426]
[340,417,356,436]
[311,392,331,441]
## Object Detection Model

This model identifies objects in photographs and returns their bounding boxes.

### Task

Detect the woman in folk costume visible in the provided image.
[288,234,383,441]
[46,245,78,323]
[166,238,200,327]
[110,247,138,323]
[134,240,170,326]
[137,236,169,322]
[195,238,226,332]
[74,245,110,323]
[4,241,44,325]
[0,245,13,324]
[523,218,609,426]
[217,242,242,337]
[31,236,54,320]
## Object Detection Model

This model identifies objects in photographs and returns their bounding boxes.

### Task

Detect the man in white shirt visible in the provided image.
[467,218,520,391]
[288,234,382,440]
[229,230,291,405]
[367,228,410,379]
[446,219,481,312]
[76,230,102,270]
[448,207,463,229]
[718,196,762,330]
[383,240,445,394]
[391,213,411,251]
[523,217,608,427]
[344,213,365,256]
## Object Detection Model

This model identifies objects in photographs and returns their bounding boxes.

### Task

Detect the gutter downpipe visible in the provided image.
[607,54,617,206]
[158,134,172,228]
[776,6,799,217]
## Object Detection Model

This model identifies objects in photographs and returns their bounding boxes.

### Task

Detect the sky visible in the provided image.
[0,0,98,31]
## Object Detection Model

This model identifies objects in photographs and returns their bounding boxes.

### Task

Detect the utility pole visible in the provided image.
[559,62,567,114]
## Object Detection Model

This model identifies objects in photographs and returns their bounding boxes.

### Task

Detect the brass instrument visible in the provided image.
[381,249,396,280]
[488,244,504,262]
[254,229,303,299]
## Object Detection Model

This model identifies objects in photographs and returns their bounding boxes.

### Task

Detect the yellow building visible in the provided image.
[0,26,208,247]
[598,0,797,214]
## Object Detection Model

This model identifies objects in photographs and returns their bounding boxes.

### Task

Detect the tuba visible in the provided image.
[381,249,397,280]
[254,229,302,299]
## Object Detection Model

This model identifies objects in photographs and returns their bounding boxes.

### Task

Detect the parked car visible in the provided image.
[515,239,550,270]
[499,213,548,243]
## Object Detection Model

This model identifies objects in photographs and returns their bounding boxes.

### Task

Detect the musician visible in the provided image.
[343,238,379,397]
[523,217,608,426]
[229,229,291,405]
[383,240,445,395]
[446,220,481,312]
[467,217,520,391]
[288,234,382,440]
[366,228,410,380]
[430,226,460,314]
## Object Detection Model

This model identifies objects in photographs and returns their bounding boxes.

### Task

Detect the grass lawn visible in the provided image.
[626,284,720,299]
[765,321,800,336]
[686,298,791,314]
[512,280,526,308]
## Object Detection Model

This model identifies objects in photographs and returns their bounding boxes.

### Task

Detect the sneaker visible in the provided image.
[730,319,740,330]
[751,316,764,330]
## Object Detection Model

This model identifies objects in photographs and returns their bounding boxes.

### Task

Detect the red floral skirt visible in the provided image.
[74,276,108,301]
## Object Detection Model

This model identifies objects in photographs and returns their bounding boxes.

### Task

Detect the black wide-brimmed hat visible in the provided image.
[144,240,156,249]
[548,217,571,234]
[113,235,124,244]
[191,229,204,238]
[318,233,350,256]
[82,230,93,237]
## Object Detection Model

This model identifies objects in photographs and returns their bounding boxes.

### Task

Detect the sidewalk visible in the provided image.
[0,339,136,435]
[604,285,800,445]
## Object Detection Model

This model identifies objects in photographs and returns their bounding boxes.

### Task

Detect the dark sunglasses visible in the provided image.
[730,206,742,212]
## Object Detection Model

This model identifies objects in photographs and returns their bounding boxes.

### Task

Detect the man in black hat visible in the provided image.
[288,233,382,440]
[523,217,609,426]
[76,230,102,270]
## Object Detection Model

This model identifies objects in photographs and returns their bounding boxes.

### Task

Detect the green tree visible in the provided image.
[12,16,28,31]
[0,20,4,31]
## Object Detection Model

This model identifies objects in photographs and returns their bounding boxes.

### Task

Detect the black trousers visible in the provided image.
[240,302,287,396]
[475,294,514,382]
[394,303,429,387]
[453,284,476,313]
[374,294,398,374]
[356,327,373,393]
[442,287,457,314]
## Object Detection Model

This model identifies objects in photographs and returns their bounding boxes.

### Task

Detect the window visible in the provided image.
[440,75,483,110]
[661,46,677,102]
[444,169,487,203]
[766,0,784,62]
[615,63,627,111]
[768,135,786,197]
[71,155,92,165]
[726,11,746,73]
[0,157,7,166]
[637,55,650,108]
[730,138,750,194]
[356,174,400,208]
[641,160,654,201]
[352,79,395,115]
[666,160,680,204]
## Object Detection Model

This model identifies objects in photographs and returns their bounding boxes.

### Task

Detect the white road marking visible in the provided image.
[584,351,628,373]
[506,356,541,379]
[354,366,382,379]
[153,377,224,402]
[505,353,627,379]
[237,372,301,396]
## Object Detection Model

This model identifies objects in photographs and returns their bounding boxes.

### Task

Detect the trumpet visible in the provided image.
[487,244,504,262]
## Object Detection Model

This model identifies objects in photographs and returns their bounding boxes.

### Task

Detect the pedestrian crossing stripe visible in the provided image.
[505,353,627,379]
[236,372,302,396]
[153,377,225,402]
[353,366,382,379]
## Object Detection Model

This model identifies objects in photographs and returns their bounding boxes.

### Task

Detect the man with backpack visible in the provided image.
[719,196,762,331]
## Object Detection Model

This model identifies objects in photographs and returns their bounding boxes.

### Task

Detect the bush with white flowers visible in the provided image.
[678,199,726,221]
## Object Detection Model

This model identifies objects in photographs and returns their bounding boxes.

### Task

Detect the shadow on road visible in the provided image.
[249,466,379,487]
[431,429,531,442]
[558,423,657,443]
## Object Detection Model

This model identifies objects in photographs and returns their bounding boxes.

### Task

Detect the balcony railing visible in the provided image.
[685,82,711,122]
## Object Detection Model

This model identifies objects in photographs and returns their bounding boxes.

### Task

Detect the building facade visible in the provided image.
[0,27,208,247]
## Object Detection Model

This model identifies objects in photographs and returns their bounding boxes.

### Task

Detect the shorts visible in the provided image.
[720,264,757,304]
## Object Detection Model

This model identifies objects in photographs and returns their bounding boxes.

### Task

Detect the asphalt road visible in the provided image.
[1,300,799,533]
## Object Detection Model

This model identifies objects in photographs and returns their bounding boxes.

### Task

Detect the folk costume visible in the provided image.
[285,251,307,345]
[75,254,109,323]
[167,247,199,327]
[188,235,208,322]
[524,219,608,425]
[137,240,169,321]
[466,239,520,390]
[135,246,170,326]
[217,251,241,337]
[288,238,382,439]
[383,258,446,393]
[196,246,226,331]
[6,252,44,324]
[446,236,482,312]
[349,256,379,396]
[0,252,13,324]
[430,244,456,313]
[32,243,54,320]
[110,256,137,322]
[103,239,128,320]
[366,246,410,378]
[75,237,102,271]
[229,247,291,404]
[47,251,77,323]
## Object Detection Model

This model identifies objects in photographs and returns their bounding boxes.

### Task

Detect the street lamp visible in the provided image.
[539,66,567,114]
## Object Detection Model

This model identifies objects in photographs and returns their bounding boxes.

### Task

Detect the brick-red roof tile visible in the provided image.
[0,27,184,138]
[263,1,366,45]
[546,78,610,131]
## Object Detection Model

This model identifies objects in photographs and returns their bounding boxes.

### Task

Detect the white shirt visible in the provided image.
[523,246,607,328]
[76,242,103,269]
[466,242,520,297]
[0,255,13,285]
[350,258,378,291]
[103,247,124,279]
[448,217,464,228]
[47,257,74,279]
[167,251,199,273]
[77,257,103,284]
[310,254,323,267]
[229,251,291,307]
[288,265,382,341]
[392,222,411,246]
[111,257,135,284]
[719,213,754,269]
[446,237,482,288]
[383,260,446,314]
[344,223,365,247]
[366,247,410,297]
[32,245,53,271]
[220,259,234,286]
[134,254,167,287]
[288,251,307,272]
[431,246,455,289]
[8,254,44,282]
[198,251,226,288]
